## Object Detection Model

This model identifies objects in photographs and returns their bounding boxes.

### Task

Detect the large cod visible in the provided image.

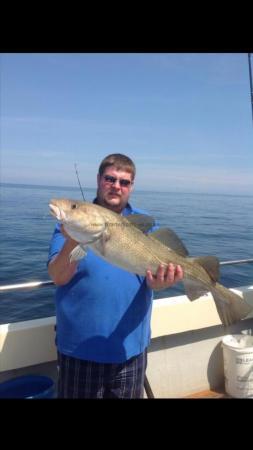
[49,198,252,327]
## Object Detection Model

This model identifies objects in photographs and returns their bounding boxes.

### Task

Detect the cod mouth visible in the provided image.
[49,203,66,221]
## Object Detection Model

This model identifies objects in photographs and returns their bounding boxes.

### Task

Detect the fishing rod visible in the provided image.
[248,53,253,125]
[74,163,85,201]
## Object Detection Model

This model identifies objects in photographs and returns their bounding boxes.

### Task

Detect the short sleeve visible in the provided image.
[47,223,65,266]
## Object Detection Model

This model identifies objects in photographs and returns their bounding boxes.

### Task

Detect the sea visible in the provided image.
[0,183,252,325]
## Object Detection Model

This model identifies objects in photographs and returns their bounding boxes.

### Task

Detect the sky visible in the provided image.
[1,52,252,194]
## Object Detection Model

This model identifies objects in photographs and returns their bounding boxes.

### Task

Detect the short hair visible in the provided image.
[98,154,136,179]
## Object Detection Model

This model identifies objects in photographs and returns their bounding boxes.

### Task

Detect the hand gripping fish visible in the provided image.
[49,198,252,327]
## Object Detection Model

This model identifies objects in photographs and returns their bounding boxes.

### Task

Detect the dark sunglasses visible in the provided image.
[103,175,132,187]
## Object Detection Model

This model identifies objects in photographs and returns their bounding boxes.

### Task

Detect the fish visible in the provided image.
[49,198,252,327]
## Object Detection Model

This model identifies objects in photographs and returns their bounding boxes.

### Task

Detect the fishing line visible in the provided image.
[248,53,253,125]
[74,163,85,201]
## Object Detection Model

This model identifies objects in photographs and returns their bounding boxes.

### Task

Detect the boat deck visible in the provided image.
[184,388,229,398]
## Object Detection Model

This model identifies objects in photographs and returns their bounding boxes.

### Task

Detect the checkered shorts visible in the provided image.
[57,350,147,399]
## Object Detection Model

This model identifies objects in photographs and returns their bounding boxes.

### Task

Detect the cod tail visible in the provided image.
[210,283,252,327]
[182,255,252,327]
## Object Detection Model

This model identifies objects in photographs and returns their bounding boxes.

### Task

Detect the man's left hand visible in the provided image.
[146,263,183,290]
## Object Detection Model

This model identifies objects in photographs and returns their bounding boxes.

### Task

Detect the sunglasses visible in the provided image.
[103,175,132,187]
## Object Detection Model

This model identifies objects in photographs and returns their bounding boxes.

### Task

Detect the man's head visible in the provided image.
[96,154,136,213]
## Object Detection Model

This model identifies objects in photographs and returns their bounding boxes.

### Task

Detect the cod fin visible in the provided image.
[126,214,155,233]
[149,228,189,257]
[183,256,220,301]
[183,279,209,301]
[210,284,252,327]
[70,245,87,262]
[188,256,220,282]
[91,229,110,257]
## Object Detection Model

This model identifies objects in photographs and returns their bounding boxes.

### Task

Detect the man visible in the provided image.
[48,154,183,398]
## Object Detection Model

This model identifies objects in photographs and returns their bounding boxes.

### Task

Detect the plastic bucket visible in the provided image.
[0,375,55,399]
[222,334,253,398]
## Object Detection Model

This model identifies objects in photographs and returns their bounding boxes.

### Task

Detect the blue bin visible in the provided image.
[0,375,55,399]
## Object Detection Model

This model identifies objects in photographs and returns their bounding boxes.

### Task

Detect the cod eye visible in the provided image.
[71,204,77,209]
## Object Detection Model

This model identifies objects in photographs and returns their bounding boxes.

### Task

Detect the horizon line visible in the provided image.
[1,181,252,198]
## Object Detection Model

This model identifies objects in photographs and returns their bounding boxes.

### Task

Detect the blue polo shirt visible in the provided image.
[47,202,157,363]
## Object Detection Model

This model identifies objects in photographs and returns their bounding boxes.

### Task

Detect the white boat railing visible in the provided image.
[0,280,54,291]
[0,259,253,292]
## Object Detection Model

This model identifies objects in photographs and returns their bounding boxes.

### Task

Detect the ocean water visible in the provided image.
[0,183,252,325]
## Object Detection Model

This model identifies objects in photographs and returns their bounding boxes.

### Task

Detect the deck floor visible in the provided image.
[184,388,230,398]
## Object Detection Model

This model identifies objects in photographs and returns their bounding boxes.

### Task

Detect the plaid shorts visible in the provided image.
[57,350,147,399]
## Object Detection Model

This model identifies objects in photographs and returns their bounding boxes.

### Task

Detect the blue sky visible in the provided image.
[1,53,252,194]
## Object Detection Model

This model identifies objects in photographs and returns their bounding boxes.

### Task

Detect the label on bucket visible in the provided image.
[236,355,253,364]
[237,375,253,382]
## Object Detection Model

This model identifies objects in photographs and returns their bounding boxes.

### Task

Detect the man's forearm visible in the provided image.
[48,239,79,285]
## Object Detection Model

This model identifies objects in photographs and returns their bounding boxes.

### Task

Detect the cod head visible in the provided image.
[49,198,106,243]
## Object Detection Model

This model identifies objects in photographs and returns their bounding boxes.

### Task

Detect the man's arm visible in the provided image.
[48,226,79,286]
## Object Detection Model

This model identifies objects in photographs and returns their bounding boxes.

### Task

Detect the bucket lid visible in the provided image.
[222,334,253,351]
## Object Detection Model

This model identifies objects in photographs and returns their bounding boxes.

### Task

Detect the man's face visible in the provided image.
[97,166,134,213]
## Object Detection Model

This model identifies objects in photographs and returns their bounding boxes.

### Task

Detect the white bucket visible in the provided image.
[222,334,253,398]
